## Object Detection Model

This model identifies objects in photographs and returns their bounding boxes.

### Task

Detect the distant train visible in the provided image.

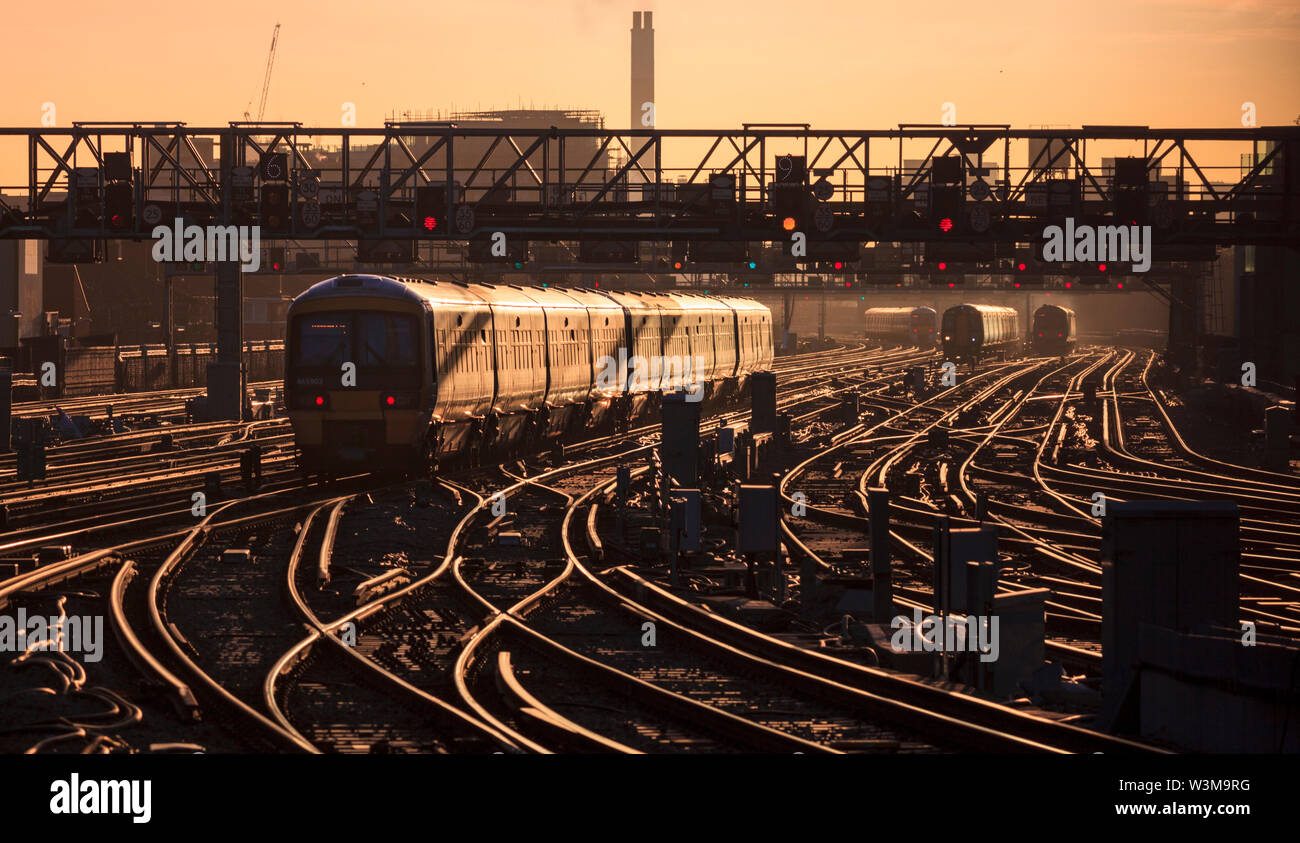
[940,304,1020,362]
[285,275,774,473]
[1030,304,1078,355]
[863,306,938,349]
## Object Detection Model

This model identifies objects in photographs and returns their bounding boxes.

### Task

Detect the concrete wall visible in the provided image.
[0,239,43,347]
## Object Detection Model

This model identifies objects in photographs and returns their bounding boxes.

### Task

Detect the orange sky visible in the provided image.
[1,0,1297,179]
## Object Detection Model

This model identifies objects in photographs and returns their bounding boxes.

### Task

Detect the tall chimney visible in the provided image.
[631,10,655,129]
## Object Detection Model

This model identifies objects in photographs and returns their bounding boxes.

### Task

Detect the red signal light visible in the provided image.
[385,395,396,406]
[422,216,438,231]
[782,216,797,231]
[833,261,843,270]
[938,218,953,232]
[1064,282,1072,289]
[314,395,325,406]
[673,261,683,270]
[1017,262,1026,271]
[1116,282,1124,289]
[1014,282,1021,288]
[938,261,947,271]
[1098,263,1107,272]
[947,282,955,288]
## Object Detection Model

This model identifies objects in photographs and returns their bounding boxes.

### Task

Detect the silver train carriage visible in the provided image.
[284,275,774,472]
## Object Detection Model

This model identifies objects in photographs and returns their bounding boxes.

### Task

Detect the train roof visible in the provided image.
[291,274,488,309]
[291,276,771,320]
[1034,303,1077,317]
[864,306,937,315]
[946,303,1020,315]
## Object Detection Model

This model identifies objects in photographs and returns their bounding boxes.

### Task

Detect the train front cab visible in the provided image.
[911,307,938,349]
[940,305,978,362]
[286,276,434,473]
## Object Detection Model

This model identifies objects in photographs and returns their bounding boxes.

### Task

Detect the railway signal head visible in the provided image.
[105,182,133,231]
[261,184,291,233]
[415,185,449,236]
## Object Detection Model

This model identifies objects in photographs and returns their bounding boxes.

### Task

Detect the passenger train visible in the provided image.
[940,304,1021,362]
[863,306,938,349]
[1030,304,1078,355]
[285,274,774,473]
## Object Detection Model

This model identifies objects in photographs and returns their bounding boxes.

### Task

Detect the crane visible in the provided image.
[243,23,281,122]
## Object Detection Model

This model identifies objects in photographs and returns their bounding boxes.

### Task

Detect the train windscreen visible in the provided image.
[294,315,351,367]
[356,312,418,368]
[293,312,418,369]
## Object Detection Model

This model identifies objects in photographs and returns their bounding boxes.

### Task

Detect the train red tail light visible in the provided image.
[380,392,419,409]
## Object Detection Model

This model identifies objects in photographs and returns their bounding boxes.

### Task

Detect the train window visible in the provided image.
[292,315,350,367]
[356,313,417,368]
[515,316,521,327]
[605,317,609,326]
[570,329,575,340]
[457,314,463,326]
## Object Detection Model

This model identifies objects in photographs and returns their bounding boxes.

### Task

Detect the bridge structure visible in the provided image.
[1,122,1296,416]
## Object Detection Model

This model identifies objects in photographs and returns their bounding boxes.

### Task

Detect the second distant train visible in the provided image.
[863,306,938,349]
[1030,304,1078,355]
[941,304,1020,361]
